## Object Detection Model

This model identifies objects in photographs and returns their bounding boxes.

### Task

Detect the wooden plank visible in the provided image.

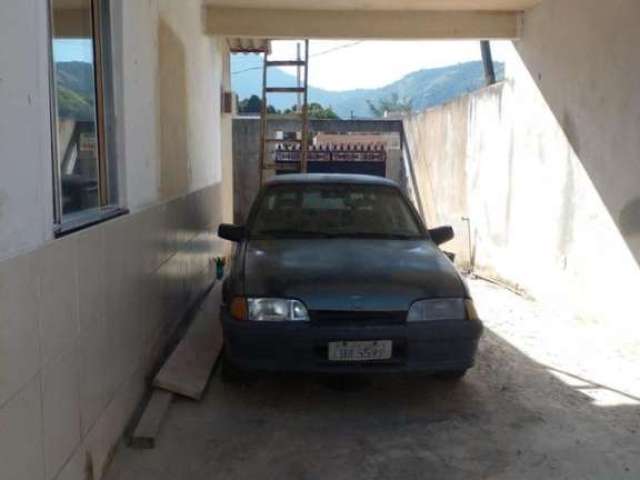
[153,283,223,400]
[265,87,307,93]
[130,389,174,449]
[205,7,521,40]
[266,60,306,67]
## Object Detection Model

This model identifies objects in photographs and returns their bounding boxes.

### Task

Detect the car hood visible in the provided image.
[242,239,466,311]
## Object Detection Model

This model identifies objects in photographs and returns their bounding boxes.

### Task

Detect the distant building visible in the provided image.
[315,132,401,150]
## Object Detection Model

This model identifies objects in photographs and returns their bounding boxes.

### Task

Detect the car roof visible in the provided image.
[264,173,399,187]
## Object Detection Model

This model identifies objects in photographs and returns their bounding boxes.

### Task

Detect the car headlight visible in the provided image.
[407,298,473,322]
[231,297,310,322]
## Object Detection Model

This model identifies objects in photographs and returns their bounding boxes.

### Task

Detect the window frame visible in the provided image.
[47,0,126,236]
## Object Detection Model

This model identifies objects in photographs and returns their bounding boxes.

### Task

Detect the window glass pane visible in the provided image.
[51,0,100,216]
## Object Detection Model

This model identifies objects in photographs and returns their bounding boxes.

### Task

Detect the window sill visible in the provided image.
[54,206,129,238]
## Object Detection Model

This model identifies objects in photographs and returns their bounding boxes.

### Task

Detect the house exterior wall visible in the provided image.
[0,0,54,261]
[0,1,231,479]
[403,44,640,337]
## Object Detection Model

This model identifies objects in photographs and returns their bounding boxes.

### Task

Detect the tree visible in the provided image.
[237,96,340,119]
[284,102,340,120]
[237,95,278,114]
[308,103,340,120]
[367,93,413,118]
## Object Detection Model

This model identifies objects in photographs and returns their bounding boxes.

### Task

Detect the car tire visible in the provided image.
[434,369,468,381]
[220,353,255,385]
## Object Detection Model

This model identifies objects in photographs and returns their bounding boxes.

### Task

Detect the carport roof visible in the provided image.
[227,38,271,53]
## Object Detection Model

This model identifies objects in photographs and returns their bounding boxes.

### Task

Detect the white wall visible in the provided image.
[0,1,232,479]
[404,43,640,335]
[116,0,226,210]
[0,0,54,261]
[468,50,640,329]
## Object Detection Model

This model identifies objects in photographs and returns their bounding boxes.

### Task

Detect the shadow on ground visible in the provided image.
[105,285,640,480]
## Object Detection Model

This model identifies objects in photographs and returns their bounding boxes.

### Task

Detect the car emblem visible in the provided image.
[350,295,364,310]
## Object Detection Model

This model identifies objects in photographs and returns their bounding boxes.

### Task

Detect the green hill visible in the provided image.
[55,62,95,120]
[231,55,504,118]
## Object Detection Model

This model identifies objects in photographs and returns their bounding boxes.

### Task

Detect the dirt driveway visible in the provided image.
[105,280,640,480]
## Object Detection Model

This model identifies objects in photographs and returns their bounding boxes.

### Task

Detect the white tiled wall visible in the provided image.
[0,376,44,480]
[0,183,225,480]
[42,347,82,479]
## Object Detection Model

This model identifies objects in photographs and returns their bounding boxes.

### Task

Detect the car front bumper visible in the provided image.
[221,310,483,374]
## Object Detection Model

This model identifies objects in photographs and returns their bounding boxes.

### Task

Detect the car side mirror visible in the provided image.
[443,251,456,262]
[218,223,245,242]
[429,226,454,246]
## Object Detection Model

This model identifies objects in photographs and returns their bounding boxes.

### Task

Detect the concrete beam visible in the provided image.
[205,7,521,40]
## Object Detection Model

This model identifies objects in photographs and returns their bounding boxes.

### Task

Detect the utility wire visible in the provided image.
[312,41,364,58]
[231,41,363,75]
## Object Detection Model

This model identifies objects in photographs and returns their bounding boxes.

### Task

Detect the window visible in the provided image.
[250,184,424,239]
[49,0,122,233]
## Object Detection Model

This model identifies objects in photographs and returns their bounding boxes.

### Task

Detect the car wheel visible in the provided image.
[434,369,468,381]
[220,353,255,385]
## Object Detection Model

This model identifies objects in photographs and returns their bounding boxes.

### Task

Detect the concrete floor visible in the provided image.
[105,280,640,480]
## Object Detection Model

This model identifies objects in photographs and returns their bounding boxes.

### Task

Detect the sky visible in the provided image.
[261,40,512,91]
[53,39,94,63]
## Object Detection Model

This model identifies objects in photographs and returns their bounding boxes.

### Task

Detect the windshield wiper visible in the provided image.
[254,230,422,240]
[329,232,422,240]
[255,229,334,238]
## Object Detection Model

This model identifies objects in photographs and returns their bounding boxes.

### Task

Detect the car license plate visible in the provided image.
[328,340,392,361]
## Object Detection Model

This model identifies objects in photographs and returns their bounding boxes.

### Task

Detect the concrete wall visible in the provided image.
[516,0,640,269]
[232,117,262,224]
[403,45,640,334]
[403,95,471,264]
[0,1,231,479]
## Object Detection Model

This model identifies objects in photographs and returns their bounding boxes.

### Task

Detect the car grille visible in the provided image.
[310,310,407,326]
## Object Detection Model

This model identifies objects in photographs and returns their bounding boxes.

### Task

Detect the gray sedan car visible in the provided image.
[218,174,482,381]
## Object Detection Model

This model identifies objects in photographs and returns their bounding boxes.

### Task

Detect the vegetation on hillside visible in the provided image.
[237,94,340,119]
[55,62,95,120]
[367,93,413,118]
[283,103,339,120]
[57,86,94,120]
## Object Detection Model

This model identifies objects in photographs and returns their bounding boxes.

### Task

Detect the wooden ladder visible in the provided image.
[259,40,310,184]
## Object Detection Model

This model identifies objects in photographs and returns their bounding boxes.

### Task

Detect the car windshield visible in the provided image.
[249,183,424,239]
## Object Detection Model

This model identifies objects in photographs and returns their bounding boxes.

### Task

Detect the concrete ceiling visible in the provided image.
[53,0,89,8]
[204,0,541,11]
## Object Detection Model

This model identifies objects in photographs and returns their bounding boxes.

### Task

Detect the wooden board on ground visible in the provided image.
[130,389,174,449]
[153,282,223,400]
